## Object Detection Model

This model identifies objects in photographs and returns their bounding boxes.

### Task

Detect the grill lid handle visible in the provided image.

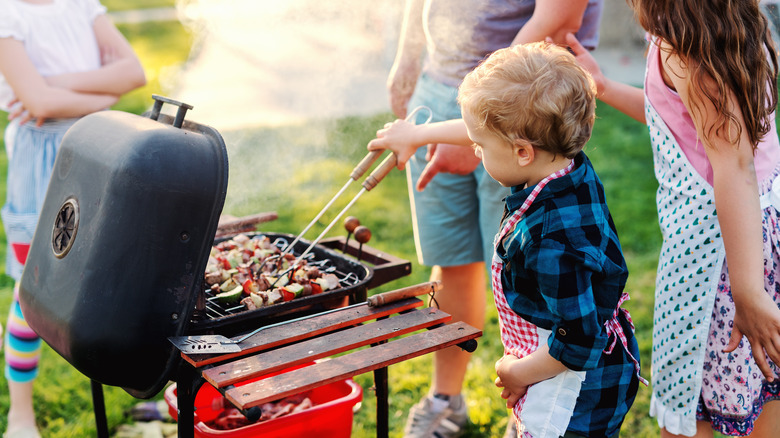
[148,94,194,128]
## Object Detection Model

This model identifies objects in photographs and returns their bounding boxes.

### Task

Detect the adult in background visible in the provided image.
[386,1,604,436]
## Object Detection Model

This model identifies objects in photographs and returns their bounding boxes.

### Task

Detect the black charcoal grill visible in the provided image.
[17,96,410,408]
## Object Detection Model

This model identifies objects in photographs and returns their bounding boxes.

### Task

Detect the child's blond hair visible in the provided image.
[458,41,597,158]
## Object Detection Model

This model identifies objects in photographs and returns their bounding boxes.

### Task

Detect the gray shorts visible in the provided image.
[406,73,509,267]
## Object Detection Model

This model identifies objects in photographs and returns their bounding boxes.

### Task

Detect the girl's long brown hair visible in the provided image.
[631,0,778,149]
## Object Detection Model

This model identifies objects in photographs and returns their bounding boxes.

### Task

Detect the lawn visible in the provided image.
[0,4,669,438]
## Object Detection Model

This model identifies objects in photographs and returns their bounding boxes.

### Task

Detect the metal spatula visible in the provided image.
[169,281,440,355]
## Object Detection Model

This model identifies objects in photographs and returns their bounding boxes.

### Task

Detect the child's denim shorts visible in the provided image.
[406,73,509,267]
[2,118,75,280]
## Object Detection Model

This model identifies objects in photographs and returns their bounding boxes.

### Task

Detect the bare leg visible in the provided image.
[6,381,38,437]
[749,399,780,437]
[430,262,486,395]
[661,422,714,438]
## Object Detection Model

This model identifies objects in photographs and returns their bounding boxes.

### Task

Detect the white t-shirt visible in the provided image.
[0,0,106,112]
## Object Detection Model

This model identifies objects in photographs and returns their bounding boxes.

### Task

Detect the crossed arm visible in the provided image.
[0,14,146,124]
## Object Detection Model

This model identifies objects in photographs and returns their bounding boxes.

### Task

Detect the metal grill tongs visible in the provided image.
[283,106,432,264]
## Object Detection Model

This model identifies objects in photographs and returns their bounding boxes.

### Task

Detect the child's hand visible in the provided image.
[367,119,420,170]
[562,33,607,97]
[495,375,528,408]
[7,98,43,127]
[725,290,780,382]
[495,354,529,408]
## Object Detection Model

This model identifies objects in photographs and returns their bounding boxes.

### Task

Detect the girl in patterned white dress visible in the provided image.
[567,0,780,436]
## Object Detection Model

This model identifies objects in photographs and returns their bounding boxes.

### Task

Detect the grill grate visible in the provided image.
[200,235,363,319]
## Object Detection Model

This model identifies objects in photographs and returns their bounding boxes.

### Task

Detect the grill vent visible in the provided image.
[52,199,79,258]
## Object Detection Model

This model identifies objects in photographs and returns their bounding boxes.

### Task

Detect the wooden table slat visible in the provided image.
[202,307,452,388]
[223,322,482,409]
[182,298,424,367]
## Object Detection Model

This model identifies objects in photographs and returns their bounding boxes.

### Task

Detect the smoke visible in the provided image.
[170,0,401,130]
[166,0,403,217]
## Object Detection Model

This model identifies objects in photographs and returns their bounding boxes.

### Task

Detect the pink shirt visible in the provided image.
[645,38,780,185]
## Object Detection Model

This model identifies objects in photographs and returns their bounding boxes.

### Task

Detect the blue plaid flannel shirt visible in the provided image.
[496,152,641,436]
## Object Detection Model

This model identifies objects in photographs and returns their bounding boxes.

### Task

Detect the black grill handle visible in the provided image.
[149,94,194,128]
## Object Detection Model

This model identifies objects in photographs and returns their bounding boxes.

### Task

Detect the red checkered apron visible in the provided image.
[491,162,645,437]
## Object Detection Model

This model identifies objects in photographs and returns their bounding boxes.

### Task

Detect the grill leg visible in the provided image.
[372,315,390,438]
[374,366,389,438]
[177,363,204,438]
[91,380,109,438]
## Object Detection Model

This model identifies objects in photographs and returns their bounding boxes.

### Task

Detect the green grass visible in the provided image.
[115,20,195,116]
[0,6,668,438]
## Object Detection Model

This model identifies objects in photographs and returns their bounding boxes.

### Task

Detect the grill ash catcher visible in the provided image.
[16,96,479,438]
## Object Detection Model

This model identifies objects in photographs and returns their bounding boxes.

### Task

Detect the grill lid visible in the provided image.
[19,96,228,398]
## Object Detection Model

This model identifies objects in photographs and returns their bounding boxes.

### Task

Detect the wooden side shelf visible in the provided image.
[225,321,480,410]
[182,297,424,368]
[203,307,453,388]
[175,296,482,438]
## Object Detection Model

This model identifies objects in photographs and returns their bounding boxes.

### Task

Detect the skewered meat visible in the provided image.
[205,234,342,309]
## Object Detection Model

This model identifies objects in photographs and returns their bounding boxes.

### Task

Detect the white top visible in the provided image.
[0,0,106,111]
